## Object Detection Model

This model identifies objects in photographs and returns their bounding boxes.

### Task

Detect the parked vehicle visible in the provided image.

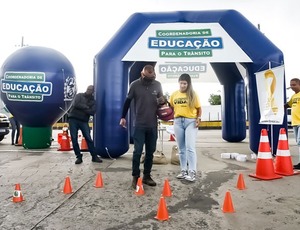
[0,113,10,142]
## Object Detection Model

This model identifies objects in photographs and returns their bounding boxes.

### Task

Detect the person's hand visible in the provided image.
[120,118,127,128]
[157,96,166,105]
[196,117,201,128]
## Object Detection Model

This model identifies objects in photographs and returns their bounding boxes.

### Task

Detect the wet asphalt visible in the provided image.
[0,128,300,230]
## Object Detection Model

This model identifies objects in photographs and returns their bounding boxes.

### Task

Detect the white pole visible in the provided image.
[268,61,274,155]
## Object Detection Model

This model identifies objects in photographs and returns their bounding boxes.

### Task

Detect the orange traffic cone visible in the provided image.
[168,134,175,141]
[222,191,235,213]
[236,173,246,190]
[249,129,282,180]
[274,128,300,176]
[154,196,170,221]
[134,177,145,196]
[62,176,73,194]
[80,136,89,152]
[94,172,104,188]
[162,179,172,197]
[58,133,72,151]
[12,183,24,203]
[15,126,23,146]
[57,133,63,145]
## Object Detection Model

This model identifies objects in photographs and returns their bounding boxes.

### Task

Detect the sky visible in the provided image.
[0,0,298,105]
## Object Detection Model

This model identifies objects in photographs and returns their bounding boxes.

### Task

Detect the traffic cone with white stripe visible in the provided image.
[274,128,300,176]
[12,183,24,203]
[249,129,282,180]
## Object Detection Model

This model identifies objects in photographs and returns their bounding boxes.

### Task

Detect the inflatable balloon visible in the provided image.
[0,46,76,149]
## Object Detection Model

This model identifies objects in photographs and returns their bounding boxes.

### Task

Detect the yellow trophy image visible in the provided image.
[264,69,278,115]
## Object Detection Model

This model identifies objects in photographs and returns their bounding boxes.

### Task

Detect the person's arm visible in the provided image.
[119,98,132,128]
[284,103,290,109]
[196,107,202,119]
[157,83,166,105]
[121,98,131,118]
[195,107,202,128]
[86,101,96,115]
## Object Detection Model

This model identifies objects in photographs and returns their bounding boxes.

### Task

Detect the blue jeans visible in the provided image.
[174,117,198,172]
[293,126,300,162]
[293,126,300,146]
[132,126,158,177]
[68,118,97,159]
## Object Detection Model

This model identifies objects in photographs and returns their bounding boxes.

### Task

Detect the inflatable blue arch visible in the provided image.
[94,10,287,158]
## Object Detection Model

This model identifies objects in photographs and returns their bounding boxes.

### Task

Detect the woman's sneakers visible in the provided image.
[176,170,188,179]
[176,170,196,182]
[185,170,196,182]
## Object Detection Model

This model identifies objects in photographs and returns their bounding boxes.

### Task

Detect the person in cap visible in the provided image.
[120,65,165,189]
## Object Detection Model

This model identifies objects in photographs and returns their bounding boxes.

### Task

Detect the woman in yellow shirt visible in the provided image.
[169,73,202,182]
[286,78,300,169]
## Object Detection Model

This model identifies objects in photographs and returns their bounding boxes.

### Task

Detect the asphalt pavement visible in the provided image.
[0,127,300,230]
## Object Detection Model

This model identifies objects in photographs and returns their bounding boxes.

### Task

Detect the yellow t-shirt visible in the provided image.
[288,92,300,126]
[170,90,201,118]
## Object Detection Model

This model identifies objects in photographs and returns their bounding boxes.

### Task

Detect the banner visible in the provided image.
[255,65,285,125]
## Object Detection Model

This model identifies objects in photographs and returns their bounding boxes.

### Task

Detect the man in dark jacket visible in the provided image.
[119,65,165,189]
[68,85,102,164]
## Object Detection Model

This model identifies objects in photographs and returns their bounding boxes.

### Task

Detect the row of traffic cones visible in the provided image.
[221,127,299,214]
[134,178,172,221]
[221,128,300,213]
[11,171,240,217]
[63,172,104,194]
[249,128,300,180]
[11,172,104,203]
[222,173,247,213]
[135,175,244,218]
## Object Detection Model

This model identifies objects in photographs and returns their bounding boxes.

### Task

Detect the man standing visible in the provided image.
[120,65,165,189]
[286,78,300,169]
[68,85,102,164]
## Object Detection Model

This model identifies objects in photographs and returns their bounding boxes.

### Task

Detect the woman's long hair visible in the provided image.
[179,73,197,108]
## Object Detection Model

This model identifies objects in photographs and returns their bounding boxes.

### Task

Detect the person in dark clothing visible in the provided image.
[119,65,165,189]
[68,85,102,164]
[9,114,20,145]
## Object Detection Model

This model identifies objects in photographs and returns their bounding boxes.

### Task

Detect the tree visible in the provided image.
[208,94,221,105]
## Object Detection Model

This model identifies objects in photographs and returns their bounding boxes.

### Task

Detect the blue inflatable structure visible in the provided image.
[1,46,76,149]
[94,10,286,158]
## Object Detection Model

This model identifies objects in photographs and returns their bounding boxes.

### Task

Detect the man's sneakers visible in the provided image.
[75,156,103,164]
[176,170,188,179]
[131,175,156,189]
[142,175,157,186]
[132,176,139,189]
[176,170,196,182]
[92,156,103,163]
[75,158,83,164]
[293,163,300,170]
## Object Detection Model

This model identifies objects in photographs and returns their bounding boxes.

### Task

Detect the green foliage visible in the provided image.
[208,94,221,105]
